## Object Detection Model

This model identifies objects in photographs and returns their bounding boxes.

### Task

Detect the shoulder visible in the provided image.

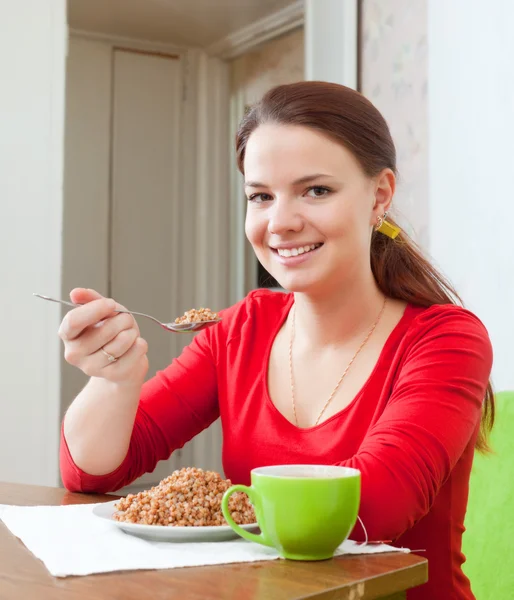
[407,303,491,341]
[401,303,493,371]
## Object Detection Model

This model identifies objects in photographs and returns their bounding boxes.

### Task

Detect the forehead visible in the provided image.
[243,123,360,182]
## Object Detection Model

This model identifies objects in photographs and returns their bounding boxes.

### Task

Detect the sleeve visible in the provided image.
[336,306,493,541]
[60,296,251,494]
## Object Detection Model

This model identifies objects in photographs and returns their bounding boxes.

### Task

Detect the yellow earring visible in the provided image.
[375,212,401,239]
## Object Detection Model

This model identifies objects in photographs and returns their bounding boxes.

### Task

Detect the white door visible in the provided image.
[110,48,185,487]
[63,39,226,493]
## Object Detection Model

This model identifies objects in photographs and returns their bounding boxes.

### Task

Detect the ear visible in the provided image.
[371,168,396,224]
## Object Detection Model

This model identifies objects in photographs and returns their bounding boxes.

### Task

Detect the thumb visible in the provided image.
[69,287,105,305]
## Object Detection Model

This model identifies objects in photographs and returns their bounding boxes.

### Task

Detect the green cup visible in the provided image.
[221,464,360,561]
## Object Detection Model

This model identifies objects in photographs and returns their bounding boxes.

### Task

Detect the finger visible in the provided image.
[102,338,149,384]
[65,289,139,340]
[82,336,148,379]
[70,288,139,335]
[63,312,136,364]
[59,298,116,342]
[105,336,149,370]
[70,288,105,305]
[99,328,140,365]
[111,301,140,336]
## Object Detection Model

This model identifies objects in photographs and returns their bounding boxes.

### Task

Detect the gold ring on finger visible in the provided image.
[100,347,118,363]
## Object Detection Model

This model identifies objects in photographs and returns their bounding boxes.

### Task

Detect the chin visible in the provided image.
[269,273,323,294]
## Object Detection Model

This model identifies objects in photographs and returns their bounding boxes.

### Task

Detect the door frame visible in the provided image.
[226,0,359,296]
[226,7,304,298]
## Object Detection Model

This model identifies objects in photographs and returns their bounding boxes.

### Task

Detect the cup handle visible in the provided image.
[222,484,273,548]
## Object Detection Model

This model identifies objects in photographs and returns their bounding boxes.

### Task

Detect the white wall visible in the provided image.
[305,0,357,88]
[0,0,67,485]
[361,0,429,248]
[428,0,514,391]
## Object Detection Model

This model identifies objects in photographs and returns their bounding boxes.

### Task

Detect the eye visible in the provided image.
[306,186,332,198]
[247,192,273,203]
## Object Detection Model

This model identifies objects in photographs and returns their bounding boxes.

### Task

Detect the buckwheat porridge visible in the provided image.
[174,308,219,325]
[113,467,255,527]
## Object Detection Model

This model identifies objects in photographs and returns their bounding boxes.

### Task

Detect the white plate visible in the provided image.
[92,500,259,543]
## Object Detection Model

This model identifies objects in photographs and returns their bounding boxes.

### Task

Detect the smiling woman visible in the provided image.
[243,124,393,295]
[59,82,493,600]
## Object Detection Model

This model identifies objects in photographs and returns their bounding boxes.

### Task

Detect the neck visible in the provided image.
[292,271,386,349]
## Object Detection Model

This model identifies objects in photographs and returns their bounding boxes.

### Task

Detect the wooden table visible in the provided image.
[0,482,427,599]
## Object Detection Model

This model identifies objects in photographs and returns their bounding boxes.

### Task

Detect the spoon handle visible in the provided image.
[34,293,141,319]
[33,294,79,308]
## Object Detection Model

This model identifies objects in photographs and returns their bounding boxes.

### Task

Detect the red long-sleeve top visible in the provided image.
[61,289,493,600]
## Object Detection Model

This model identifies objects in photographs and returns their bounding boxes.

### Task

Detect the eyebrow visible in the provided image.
[244,173,335,188]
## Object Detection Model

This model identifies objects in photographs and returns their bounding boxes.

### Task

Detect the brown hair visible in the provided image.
[235,81,494,452]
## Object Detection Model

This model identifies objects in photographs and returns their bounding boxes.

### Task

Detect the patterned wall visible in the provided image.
[231,28,304,106]
[361,0,429,247]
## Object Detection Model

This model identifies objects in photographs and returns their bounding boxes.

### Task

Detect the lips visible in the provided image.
[271,243,323,257]
[278,243,322,258]
[269,242,324,267]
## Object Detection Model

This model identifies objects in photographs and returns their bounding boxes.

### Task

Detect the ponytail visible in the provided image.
[371,218,494,452]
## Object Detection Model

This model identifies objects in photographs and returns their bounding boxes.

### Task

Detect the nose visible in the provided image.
[268,198,304,235]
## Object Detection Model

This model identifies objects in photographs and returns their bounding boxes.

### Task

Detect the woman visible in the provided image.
[59,82,493,600]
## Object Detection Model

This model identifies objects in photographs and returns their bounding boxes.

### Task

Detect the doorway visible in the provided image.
[62,0,304,491]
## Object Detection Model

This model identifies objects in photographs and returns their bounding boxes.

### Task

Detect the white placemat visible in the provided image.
[0,503,408,577]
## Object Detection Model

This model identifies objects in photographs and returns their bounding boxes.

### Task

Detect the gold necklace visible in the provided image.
[289,297,387,427]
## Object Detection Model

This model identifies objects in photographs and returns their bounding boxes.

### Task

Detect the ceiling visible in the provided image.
[68,0,297,48]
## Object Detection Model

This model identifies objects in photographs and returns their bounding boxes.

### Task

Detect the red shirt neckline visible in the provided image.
[261,294,416,433]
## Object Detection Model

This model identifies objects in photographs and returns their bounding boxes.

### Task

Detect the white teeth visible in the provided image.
[276,244,321,257]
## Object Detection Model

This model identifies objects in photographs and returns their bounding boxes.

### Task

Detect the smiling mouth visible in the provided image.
[272,243,323,258]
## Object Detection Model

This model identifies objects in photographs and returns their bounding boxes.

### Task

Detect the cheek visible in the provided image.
[324,192,372,237]
[244,209,267,247]
[307,207,353,239]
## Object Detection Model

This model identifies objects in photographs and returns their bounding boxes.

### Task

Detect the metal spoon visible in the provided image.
[33,293,221,333]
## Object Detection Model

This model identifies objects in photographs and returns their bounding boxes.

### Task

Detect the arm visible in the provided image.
[60,327,220,493]
[62,377,143,477]
[336,306,493,541]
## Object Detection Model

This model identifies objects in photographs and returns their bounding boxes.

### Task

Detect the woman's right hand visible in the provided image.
[58,288,149,386]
